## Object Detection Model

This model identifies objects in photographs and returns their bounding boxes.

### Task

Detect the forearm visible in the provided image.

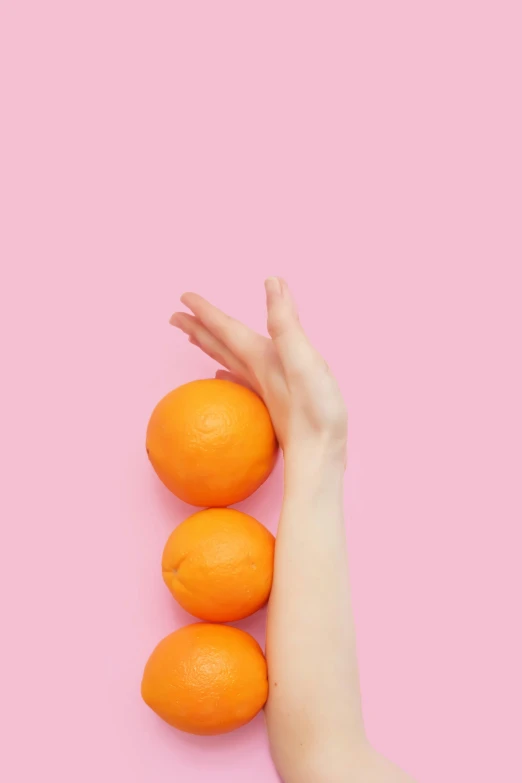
[265,443,417,783]
[265,442,366,772]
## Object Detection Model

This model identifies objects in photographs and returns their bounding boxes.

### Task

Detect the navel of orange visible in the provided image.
[162,507,275,622]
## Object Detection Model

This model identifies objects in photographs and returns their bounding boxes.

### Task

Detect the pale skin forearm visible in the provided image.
[265,445,417,783]
[266,448,364,761]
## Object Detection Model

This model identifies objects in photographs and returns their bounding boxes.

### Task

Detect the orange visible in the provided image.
[141,624,268,735]
[146,379,278,507]
[162,508,275,622]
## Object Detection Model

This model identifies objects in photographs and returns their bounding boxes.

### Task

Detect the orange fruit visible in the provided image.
[162,508,275,622]
[141,624,268,735]
[146,379,278,507]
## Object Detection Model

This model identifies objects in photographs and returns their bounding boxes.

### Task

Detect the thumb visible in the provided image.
[265,278,316,376]
[265,277,299,339]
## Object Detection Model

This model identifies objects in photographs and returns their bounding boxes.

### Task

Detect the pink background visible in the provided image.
[1,2,521,781]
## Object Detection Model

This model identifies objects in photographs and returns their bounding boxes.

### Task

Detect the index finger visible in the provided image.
[180,292,263,359]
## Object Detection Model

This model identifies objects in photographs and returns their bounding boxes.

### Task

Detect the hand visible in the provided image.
[170,278,347,459]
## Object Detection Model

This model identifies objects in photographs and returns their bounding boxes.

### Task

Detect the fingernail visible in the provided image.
[265,277,281,294]
[169,313,181,326]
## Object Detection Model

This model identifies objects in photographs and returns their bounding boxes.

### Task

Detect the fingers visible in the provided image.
[180,292,262,360]
[169,312,246,376]
[214,369,254,391]
[265,278,318,377]
[265,277,299,338]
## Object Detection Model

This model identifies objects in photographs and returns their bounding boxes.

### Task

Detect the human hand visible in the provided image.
[170,278,347,460]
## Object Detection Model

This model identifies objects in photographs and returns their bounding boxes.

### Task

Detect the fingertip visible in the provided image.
[169,312,195,333]
[279,277,292,299]
[265,277,282,295]
[265,277,295,306]
[279,278,299,318]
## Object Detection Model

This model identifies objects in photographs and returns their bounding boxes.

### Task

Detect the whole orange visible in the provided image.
[141,624,268,735]
[162,508,275,622]
[146,379,278,507]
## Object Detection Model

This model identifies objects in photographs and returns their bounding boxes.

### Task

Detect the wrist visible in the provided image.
[283,435,346,488]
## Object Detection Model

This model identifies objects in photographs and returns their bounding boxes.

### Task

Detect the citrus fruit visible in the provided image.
[146,379,278,507]
[162,508,275,622]
[141,624,268,735]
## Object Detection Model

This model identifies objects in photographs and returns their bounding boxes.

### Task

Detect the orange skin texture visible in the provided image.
[141,624,269,735]
[146,379,278,507]
[162,508,275,622]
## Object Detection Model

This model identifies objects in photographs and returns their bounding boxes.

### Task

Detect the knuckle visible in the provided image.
[267,308,295,338]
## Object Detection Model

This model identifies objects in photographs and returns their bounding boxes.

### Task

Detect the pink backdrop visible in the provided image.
[1,2,521,781]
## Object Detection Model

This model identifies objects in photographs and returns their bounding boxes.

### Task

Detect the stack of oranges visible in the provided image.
[142,379,278,735]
